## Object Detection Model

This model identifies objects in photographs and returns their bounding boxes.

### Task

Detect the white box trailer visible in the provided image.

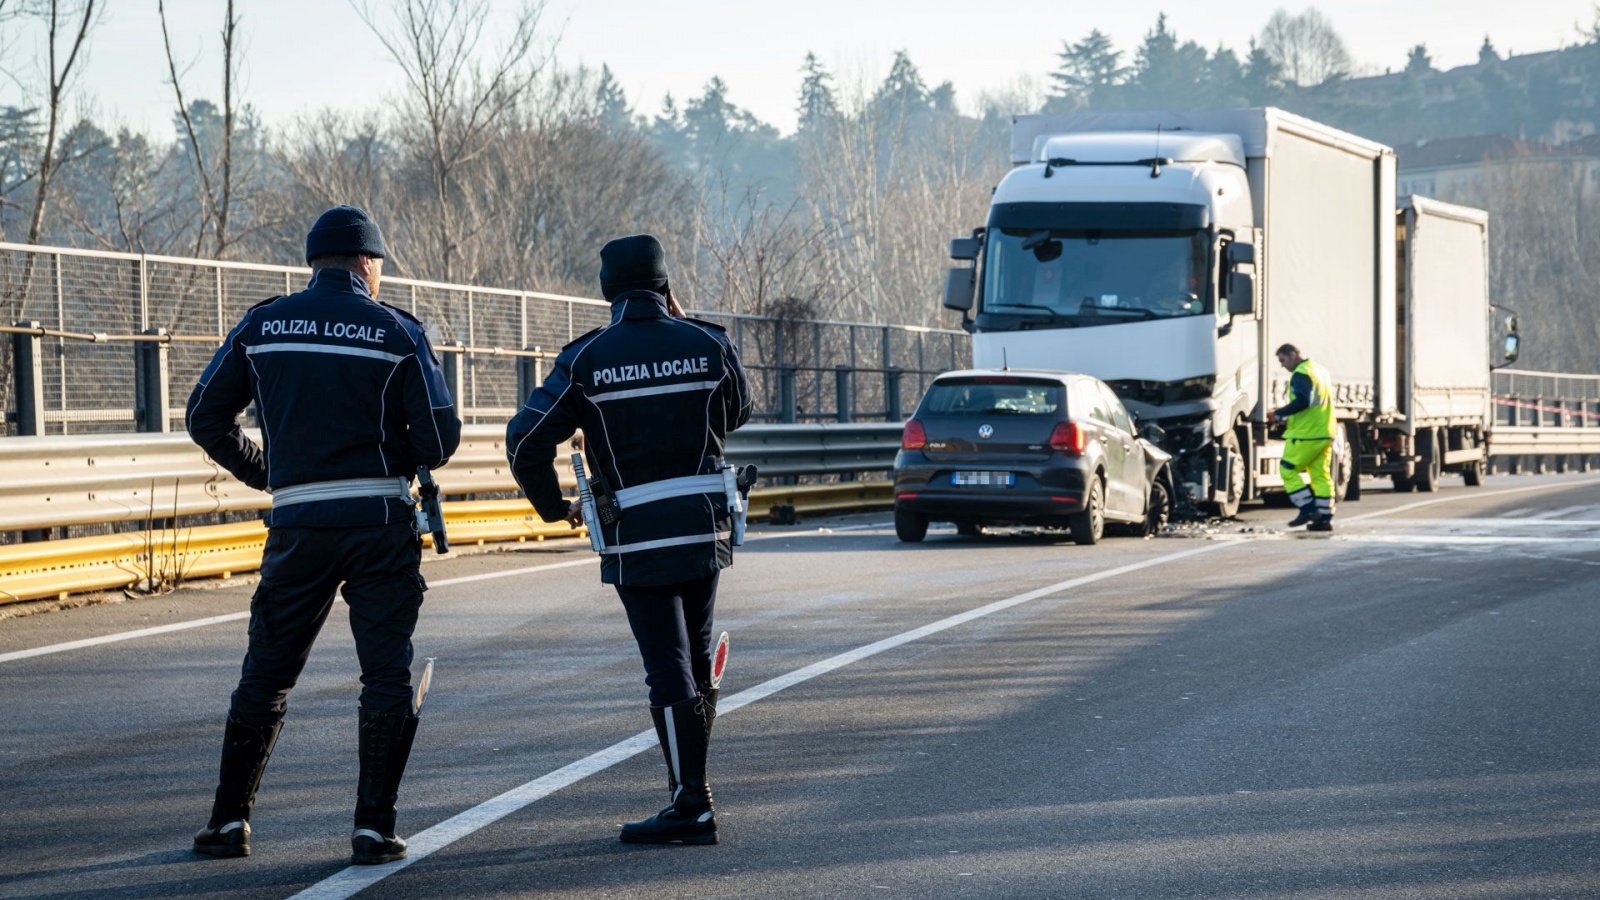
[1368,196,1498,490]
[950,108,1397,514]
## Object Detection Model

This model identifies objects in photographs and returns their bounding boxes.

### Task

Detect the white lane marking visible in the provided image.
[0,525,895,664]
[1345,477,1600,523]
[1501,508,1536,518]
[1340,534,1600,545]
[1377,517,1600,528]
[1527,505,1596,520]
[288,541,1236,899]
[0,612,252,664]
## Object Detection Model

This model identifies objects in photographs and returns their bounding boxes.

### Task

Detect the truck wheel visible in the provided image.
[1391,473,1415,493]
[1070,477,1105,545]
[1463,456,1487,487]
[1341,422,1362,502]
[1204,429,1245,519]
[895,508,929,543]
[1415,428,1442,493]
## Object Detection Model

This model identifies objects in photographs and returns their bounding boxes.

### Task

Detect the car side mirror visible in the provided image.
[1226,273,1255,316]
[944,267,976,313]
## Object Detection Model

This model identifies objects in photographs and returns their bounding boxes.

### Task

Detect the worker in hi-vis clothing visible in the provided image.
[1271,343,1337,532]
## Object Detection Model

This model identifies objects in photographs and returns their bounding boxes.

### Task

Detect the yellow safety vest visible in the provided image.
[1284,359,1336,440]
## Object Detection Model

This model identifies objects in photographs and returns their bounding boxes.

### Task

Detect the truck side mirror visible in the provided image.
[944,267,976,313]
[950,237,980,261]
[1226,242,1256,265]
[1226,273,1255,316]
[1502,333,1520,365]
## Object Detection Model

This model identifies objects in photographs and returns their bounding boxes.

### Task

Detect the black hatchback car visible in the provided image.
[893,369,1173,545]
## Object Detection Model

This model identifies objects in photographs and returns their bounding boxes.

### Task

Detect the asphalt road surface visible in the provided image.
[2,473,1599,899]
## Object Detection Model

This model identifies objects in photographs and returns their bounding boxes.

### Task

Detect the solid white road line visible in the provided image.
[1343,476,1600,523]
[0,525,894,665]
[0,612,253,664]
[288,541,1236,900]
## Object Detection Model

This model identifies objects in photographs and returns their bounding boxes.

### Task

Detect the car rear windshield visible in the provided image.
[922,379,1065,416]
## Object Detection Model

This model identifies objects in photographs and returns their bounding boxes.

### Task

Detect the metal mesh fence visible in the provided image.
[2,242,969,435]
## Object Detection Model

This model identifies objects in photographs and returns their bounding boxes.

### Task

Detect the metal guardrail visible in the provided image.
[0,423,902,604]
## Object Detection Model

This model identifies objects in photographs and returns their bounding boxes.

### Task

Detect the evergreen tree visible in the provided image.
[1479,36,1500,66]
[1406,44,1433,75]
[797,52,839,130]
[595,65,633,132]
[1049,29,1127,111]
[1240,39,1286,106]
[874,50,930,117]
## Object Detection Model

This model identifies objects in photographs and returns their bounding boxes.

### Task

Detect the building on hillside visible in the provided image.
[1395,133,1600,200]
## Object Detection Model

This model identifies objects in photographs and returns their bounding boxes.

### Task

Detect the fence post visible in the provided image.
[884,366,903,422]
[11,321,44,436]
[516,349,542,404]
[778,364,798,424]
[134,328,171,433]
[835,365,853,423]
[443,344,466,418]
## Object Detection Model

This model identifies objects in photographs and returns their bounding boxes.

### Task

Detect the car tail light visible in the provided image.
[902,419,927,450]
[1049,420,1085,454]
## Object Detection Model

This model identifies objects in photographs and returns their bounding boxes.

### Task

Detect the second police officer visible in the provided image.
[507,234,751,845]
[185,206,462,864]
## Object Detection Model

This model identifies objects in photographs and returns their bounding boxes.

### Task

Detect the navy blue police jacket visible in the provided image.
[185,268,463,528]
[507,291,751,586]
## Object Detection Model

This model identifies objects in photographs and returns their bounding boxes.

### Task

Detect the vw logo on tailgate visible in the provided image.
[977,424,994,439]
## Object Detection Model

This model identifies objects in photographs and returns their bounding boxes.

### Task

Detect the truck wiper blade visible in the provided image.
[1080,306,1158,320]
[986,303,1057,317]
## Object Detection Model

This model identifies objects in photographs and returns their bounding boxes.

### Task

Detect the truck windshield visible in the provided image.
[980,228,1207,328]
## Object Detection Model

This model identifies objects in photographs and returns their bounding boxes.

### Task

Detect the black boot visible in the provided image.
[620,696,717,845]
[1308,515,1335,532]
[351,708,419,865]
[193,717,282,858]
[1287,507,1315,528]
[648,687,719,798]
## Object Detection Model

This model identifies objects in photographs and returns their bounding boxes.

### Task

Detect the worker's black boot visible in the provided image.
[193,717,282,858]
[1287,506,1316,528]
[1308,515,1335,532]
[620,696,717,845]
[351,708,419,865]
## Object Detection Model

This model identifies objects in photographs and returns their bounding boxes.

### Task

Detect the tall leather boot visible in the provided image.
[193,717,283,858]
[649,686,717,797]
[620,696,717,845]
[351,708,419,865]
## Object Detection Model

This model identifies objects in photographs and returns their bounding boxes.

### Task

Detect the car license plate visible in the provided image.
[952,471,1014,487]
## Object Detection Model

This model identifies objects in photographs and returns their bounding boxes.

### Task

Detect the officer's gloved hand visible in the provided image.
[565,499,583,528]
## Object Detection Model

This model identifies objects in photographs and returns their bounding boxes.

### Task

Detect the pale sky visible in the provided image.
[2,0,1595,139]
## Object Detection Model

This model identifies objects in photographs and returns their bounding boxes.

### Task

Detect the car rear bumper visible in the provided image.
[893,461,1090,524]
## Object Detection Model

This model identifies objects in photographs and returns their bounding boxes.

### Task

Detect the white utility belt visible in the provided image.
[603,468,749,548]
[271,476,412,509]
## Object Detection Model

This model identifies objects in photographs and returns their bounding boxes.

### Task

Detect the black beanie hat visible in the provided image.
[598,234,669,301]
[305,205,386,264]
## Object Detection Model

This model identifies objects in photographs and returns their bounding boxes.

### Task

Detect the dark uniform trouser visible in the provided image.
[231,522,425,725]
[615,572,719,707]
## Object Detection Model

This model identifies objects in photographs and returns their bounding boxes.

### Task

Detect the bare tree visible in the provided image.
[158,0,245,258]
[15,0,100,246]
[1259,7,1351,87]
[355,0,552,282]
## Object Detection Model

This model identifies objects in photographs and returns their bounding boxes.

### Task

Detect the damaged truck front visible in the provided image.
[944,108,1396,516]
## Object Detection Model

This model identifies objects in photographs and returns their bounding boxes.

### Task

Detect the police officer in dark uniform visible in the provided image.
[185,206,461,864]
[507,234,750,845]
